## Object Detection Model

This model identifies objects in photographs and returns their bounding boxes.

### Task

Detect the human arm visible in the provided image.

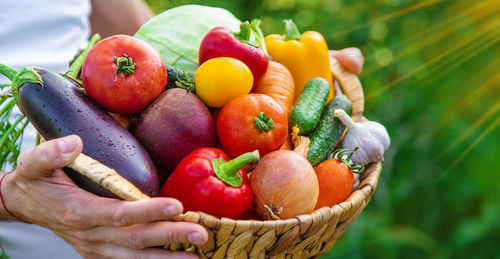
[89,0,154,38]
[0,135,207,258]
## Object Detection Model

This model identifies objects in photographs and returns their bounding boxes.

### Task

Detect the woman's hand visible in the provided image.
[0,135,207,259]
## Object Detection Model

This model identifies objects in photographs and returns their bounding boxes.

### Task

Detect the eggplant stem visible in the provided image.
[0,64,19,81]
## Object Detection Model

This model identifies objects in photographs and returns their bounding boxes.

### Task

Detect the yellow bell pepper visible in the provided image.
[265,20,333,102]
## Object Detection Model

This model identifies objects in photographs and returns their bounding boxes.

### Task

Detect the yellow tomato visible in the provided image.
[194,57,254,108]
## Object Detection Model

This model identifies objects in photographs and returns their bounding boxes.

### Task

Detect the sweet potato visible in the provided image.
[133,88,217,179]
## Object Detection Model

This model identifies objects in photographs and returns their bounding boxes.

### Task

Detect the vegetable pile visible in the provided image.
[0,4,390,220]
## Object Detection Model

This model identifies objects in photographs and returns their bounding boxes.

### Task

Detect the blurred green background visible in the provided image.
[144,0,500,258]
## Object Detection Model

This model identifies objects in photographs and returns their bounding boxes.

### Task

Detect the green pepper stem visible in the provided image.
[66,33,101,79]
[283,19,302,41]
[234,21,259,48]
[212,150,260,187]
[254,112,276,133]
[0,64,19,81]
[235,22,251,42]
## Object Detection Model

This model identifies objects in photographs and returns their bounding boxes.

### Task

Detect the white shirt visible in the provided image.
[0,0,91,258]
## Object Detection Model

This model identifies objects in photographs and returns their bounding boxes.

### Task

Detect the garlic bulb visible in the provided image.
[334,109,390,165]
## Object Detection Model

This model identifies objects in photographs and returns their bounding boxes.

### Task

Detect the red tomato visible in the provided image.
[81,35,167,114]
[217,94,288,158]
[314,159,354,209]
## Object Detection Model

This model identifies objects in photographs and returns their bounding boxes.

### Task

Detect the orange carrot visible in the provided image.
[252,61,295,116]
[252,61,295,150]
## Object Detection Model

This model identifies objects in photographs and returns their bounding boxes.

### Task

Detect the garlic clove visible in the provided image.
[361,121,390,151]
[342,130,384,164]
[334,109,391,165]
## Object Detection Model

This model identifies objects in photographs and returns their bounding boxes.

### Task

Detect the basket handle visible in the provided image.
[330,57,364,121]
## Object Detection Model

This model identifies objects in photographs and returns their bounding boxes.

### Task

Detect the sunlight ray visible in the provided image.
[423,31,500,84]
[436,60,500,130]
[393,0,496,49]
[366,17,500,101]
[332,0,443,38]
[437,109,500,180]
[363,0,499,74]
[439,100,500,158]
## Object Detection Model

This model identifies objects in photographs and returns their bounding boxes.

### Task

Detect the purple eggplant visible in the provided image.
[4,66,158,198]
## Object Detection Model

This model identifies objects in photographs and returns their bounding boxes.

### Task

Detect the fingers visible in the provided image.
[74,197,187,227]
[16,135,83,179]
[92,221,208,248]
[329,48,364,74]
[96,244,199,259]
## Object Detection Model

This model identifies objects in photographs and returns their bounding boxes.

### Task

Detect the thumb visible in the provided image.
[16,135,83,179]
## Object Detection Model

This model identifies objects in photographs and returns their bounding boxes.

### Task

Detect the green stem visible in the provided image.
[0,99,15,116]
[283,19,302,41]
[234,22,252,43]
[333,147,365,173]
[113,54,136,80]
[0,115,25,153]
[66,33,101,78]
[254,112,276,133]
[0,96,9,105]
[14,119,29,142]
[174,70,196,92]
[212,150,260,187]
[36,132,41,146]
[234,21,262,48]
[0,64,19,81]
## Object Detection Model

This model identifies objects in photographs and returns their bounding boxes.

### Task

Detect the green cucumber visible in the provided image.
[289,77,330,135]
[165,64,195,92]
[307,95,352,167]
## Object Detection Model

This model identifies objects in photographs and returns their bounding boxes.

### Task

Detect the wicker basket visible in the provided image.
[158,57,382,258]
[69,57,382,258]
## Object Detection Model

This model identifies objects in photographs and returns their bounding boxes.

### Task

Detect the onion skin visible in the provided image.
[250,150,319,219]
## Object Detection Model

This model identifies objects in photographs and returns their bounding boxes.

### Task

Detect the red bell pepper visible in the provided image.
[160,148,259,219]
[199,21,269,84]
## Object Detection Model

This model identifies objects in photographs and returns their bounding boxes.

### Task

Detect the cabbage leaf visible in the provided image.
[135,5,241,73]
